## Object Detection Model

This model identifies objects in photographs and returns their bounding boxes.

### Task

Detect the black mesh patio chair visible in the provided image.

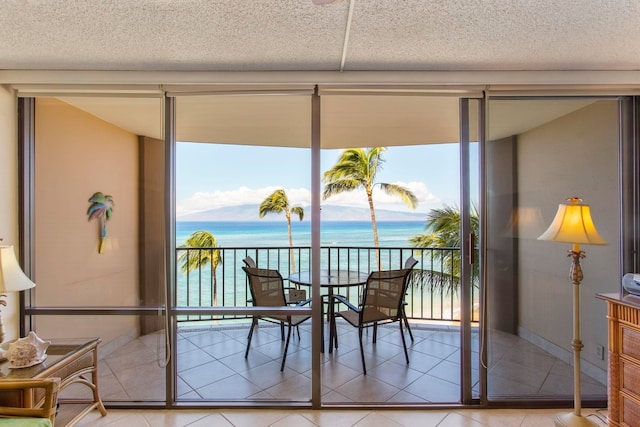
[329,268,412,374]
[242,266,311,371]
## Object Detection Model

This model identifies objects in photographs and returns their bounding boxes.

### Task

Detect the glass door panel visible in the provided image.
[318,94,472,405]
[174,93,313,403]
[30,95,166,403]
[485,98,617,403]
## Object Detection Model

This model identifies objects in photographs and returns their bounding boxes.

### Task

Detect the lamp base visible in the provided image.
[554,412,598,427]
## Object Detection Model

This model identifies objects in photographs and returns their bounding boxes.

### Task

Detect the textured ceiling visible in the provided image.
[3,1,625,149]
[1,0,639,72]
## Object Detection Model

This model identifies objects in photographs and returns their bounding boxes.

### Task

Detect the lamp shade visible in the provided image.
[537,198,607,245]
[0,246,36,293]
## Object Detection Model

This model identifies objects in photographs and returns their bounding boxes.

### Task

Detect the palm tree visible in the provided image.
[409,204,479,294]
[322,147,418,265]
[87,192,114,254]
[178,231,222,306]
[259,189,304,272]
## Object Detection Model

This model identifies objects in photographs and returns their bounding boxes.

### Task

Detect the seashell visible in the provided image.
[7,331,50,369]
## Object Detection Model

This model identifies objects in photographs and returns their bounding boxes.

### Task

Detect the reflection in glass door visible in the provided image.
[484,97,618,404]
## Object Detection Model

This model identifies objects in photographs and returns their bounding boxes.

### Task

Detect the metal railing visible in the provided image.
[175,246,480,324]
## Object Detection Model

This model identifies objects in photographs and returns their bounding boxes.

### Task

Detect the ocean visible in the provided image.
[176,220,427,248]
[175,220,429,309]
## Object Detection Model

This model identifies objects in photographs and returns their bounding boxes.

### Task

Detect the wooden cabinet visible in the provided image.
[598,293,640,427]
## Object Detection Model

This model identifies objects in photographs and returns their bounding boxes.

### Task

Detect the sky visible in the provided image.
[176,142,464,218]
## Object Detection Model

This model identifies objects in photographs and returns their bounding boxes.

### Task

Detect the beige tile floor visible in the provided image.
[75,407,610,426]
[89,320,606,404]
[61,320,609,426]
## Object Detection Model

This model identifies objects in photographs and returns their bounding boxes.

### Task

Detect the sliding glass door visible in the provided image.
[172,91,314,404]
[21,86,631,409]
[483,97,620,405]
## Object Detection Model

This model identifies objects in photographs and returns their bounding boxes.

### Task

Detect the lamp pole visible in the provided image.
[554,244,595,427]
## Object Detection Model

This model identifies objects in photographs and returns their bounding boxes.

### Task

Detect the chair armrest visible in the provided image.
[332,294,360,312]
[295,297,313,307]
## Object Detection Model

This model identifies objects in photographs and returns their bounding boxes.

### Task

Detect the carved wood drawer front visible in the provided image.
[622,358,640,398]
[622,393,640,426]
[622,325,640,361]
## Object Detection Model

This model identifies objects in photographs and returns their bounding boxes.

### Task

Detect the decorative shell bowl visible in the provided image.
[6,331,51,368]
[623,273,640,296]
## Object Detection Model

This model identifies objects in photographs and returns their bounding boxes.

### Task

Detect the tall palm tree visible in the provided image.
[259,189,304,272]
[322,147,418,265]
[87,192,114,254]
[178,231,222,306]
[409,204,479,294]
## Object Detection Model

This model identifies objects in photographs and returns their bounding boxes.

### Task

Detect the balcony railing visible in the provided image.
[176,246,479,324]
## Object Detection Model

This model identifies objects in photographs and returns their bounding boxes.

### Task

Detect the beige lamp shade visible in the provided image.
[537,198,607,245]
[0,246,36,292]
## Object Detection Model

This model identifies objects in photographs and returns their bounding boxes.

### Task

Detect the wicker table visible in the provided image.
[0,337,107,427]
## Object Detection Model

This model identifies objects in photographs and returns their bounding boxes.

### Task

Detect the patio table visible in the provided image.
[288,269,369,352]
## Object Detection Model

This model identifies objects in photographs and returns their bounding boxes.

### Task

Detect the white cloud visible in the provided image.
[177,186,311,217]
[177,181,443,217]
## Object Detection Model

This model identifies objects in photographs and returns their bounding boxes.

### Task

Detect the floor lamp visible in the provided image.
[538,197,607,427]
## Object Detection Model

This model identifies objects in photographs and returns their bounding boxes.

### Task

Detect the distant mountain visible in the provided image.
[178,204,426,222]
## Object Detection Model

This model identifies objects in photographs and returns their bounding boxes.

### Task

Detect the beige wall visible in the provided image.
[34,98,139,344]
[0,85,22,342]
[517,100,619,373]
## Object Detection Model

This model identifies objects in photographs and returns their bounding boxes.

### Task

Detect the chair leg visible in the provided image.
[320,300,325,353]
[373,322,377,343]
[332,313,339,350]
[399,320,409,365]
[245,318,257,359]
[328,298,338,353]
[403,307,414,341]
[359,327,367,375]
[280,322,285,341]
[247,317,257,339]
[280,322,293,371]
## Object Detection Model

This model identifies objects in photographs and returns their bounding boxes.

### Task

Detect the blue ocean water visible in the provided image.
[176,220,426,248]
[175,220,429,309]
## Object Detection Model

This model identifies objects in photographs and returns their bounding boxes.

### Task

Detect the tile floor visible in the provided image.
[86,320,606,404]
[75,407,611,427]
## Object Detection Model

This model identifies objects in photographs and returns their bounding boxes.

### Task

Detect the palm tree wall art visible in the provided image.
[259,189,304,272]
[87,192,114,254]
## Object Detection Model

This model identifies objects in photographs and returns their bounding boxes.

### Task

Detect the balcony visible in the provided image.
[176,246,478,325]
[61,246,606,405]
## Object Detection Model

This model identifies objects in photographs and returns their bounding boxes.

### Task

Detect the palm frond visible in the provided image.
[290,206,304,221]
[177,231,221,273]
[379,183,418,209]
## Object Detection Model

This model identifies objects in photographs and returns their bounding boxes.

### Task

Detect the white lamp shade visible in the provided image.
[0,246,36,292]
[538,200,607,245]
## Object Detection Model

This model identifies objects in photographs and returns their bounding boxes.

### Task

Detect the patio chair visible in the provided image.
[243,256,306,304]
[243,257,306,341]
[0,377,60,426]
[329,268,412,374]
[402,256,418,341]
[242,266,311,371]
